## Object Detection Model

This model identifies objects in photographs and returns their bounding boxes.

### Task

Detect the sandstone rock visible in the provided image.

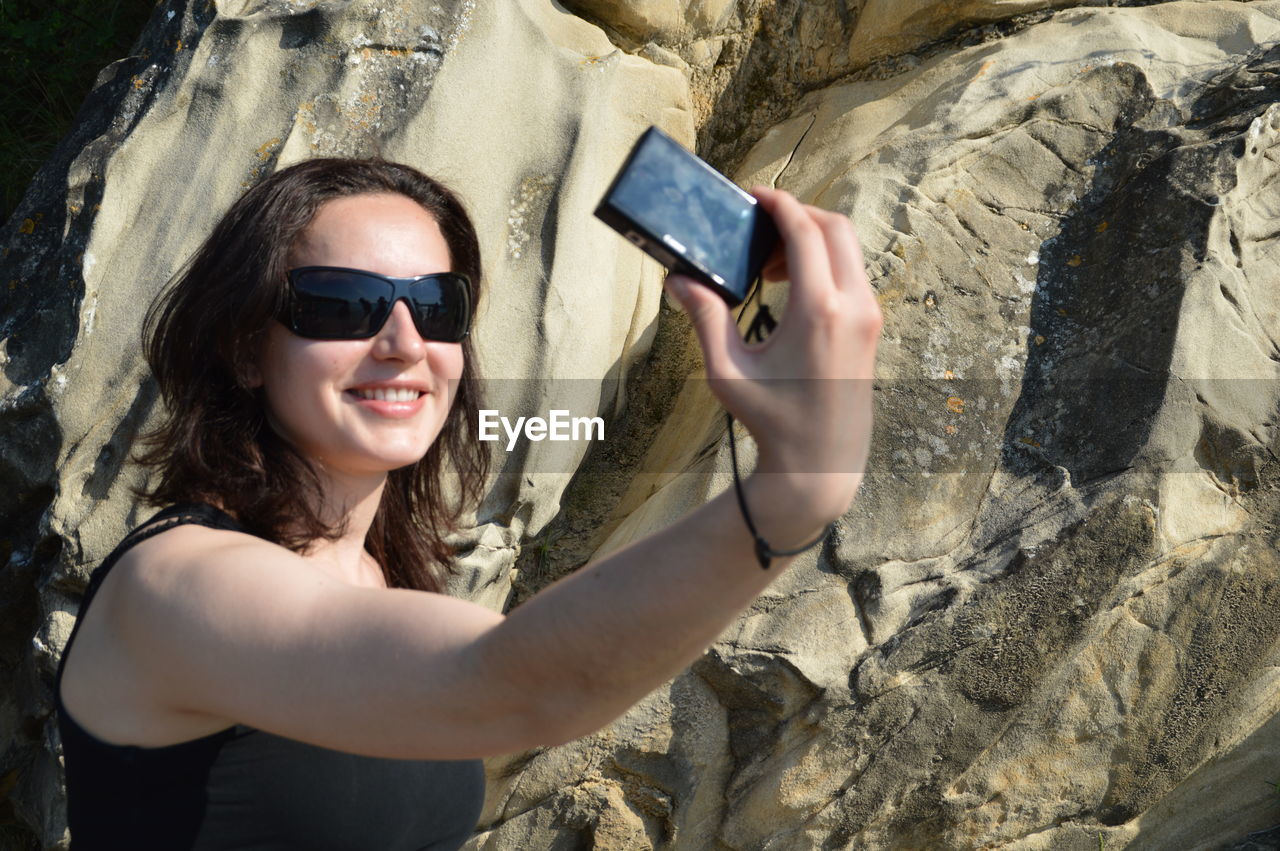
[568,0,1077,69]
[562,0,737,42]
[492,2,1280,848]
[850,0,1078,64]
[565,0,1088,178]
[8,0,1280,849]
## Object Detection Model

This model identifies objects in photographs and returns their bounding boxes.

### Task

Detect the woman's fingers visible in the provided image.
[750,187,836,309]
[752,188,879,336]
[810,207,867,293]
[754,189,865,291]
[670,185,879,385]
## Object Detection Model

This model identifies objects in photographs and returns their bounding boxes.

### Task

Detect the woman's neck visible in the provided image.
[302,468,388,587]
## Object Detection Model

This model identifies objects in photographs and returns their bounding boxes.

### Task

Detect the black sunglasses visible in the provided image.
[281,266,472,342]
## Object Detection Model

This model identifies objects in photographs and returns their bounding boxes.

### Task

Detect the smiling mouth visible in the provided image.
[348,388,425,402]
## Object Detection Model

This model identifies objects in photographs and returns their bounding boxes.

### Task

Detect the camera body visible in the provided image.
[595,127,779,307]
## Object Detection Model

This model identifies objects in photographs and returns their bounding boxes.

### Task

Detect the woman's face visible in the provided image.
[251,192,465,477]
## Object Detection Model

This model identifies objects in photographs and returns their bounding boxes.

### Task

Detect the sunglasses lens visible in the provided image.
[410,275,470,343]
[290,269,391,338]
[287,268,471,341]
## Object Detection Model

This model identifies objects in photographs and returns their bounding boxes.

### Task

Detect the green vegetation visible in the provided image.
[1,0,156,224]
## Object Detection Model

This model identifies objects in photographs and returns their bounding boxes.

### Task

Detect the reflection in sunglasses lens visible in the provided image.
[288,269,469,342]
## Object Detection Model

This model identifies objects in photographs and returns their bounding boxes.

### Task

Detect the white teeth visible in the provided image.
[352,387,421,402]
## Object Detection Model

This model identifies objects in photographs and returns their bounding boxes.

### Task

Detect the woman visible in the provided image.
[55,157,881,849]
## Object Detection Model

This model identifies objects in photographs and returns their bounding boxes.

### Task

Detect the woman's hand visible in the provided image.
[663,186,882,530]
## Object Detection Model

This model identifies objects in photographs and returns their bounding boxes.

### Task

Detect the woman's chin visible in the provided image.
[312,444,432,478]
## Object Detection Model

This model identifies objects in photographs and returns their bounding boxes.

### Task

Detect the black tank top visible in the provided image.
[55,504,486,850]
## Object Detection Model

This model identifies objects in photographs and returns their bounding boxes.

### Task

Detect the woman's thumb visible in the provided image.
[664,274,738,376]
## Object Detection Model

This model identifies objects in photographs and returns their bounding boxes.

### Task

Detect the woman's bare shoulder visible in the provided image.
[119,521,385,590]
[118,519,291,576]
[102,522,338,661]
[68,517,519,758]
[61,522,295,747]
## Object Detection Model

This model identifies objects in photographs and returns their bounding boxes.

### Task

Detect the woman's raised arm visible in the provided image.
[469,187,882,746]
[83,188,879,761]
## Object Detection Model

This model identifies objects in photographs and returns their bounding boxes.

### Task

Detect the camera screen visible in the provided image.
[609,132,758,293]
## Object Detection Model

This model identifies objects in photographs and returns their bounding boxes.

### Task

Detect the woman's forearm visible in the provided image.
[470,189,879,749]
[474,470,838,745]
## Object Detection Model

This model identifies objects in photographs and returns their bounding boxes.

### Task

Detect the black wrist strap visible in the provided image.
[726,279,833,570]
[727,412,832,569]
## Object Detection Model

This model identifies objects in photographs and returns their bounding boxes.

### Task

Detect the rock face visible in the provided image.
[5,0,1280,848]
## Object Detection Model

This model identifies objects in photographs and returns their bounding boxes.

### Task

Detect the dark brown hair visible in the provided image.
[137,158,489,593]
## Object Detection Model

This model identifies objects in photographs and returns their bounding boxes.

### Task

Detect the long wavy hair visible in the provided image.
[136,158,489,593]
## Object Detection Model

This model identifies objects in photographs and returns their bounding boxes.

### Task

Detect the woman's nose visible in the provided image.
[372,300,427,362]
